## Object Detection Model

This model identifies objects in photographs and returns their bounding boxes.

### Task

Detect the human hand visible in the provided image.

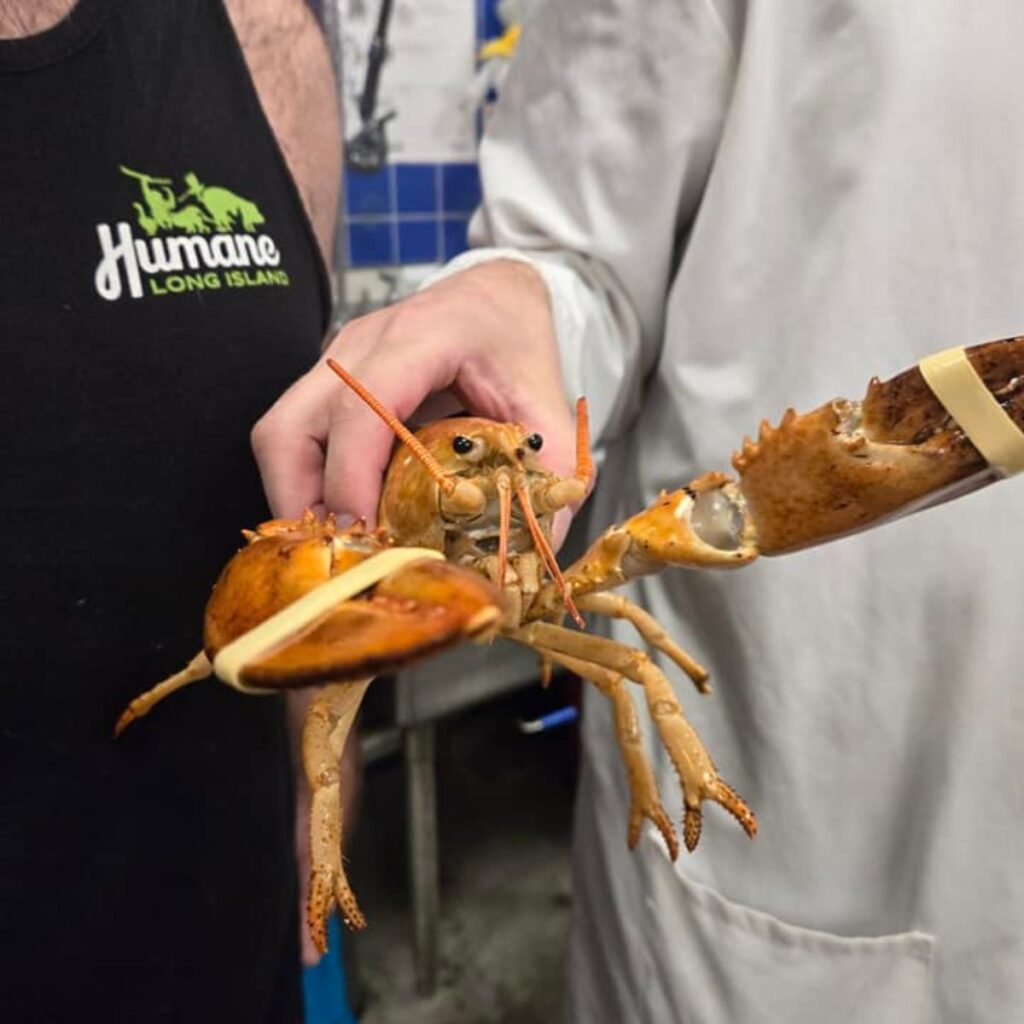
[251,259,581,539]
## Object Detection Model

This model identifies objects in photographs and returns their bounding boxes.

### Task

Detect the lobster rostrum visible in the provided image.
[116,336,1024,953]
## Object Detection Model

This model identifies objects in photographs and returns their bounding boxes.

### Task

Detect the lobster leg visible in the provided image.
[303,679,372,949]
[114,651,212,737]
[544,650,679,859]
[511,622,756,851]
[576,592,710,694]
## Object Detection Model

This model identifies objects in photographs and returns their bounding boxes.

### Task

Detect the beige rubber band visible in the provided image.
[918,346,1024,477]
[213,547,444,692]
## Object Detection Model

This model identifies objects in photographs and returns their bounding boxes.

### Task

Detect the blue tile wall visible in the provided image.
[346,163,479,268]
[479,0,503,40]
[345,167,392,216]
[398,219,440,264]
[442,217,470,262]
[442,163,482,213]
[396,164,438,214]
[348,221,394,266]
[345,0,503,268]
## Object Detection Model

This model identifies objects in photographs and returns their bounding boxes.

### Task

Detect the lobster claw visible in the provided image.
[733,335,1024,554]
[564,472,759,596]
[204,546,504,693]
[620,472,760,570]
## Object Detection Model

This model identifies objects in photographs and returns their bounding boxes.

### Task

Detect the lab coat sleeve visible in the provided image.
[428,0,742,446]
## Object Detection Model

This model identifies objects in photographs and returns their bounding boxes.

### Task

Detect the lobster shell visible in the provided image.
[733,336,1024,554]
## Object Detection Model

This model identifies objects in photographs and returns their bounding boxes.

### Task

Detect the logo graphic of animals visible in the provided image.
[119,165,267,235]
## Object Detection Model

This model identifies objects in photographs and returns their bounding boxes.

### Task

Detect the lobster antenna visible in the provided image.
[326,358,456,497]
[514,478,585,628]
[495,471,512,589]
[574,397,594,487]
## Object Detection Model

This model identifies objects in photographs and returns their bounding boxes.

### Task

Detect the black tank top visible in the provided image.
[0,3,329,1019]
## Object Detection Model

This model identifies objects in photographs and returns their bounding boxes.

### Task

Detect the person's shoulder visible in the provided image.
[222,0,340,262]
[223,0,319,58]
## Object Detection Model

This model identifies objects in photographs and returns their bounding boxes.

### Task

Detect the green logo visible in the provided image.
[119,165,267,235]
[94,166,288,301]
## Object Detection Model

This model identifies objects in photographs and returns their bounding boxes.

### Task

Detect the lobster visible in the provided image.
[116,335,1024,954]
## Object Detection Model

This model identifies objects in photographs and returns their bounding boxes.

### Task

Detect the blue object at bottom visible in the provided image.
[303,914,356,1024]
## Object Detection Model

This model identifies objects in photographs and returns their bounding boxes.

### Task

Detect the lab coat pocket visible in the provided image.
[638,832,935,1024]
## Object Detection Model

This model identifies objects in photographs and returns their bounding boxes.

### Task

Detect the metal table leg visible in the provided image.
[405,722,439,995]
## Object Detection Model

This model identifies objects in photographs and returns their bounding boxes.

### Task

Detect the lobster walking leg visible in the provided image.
[631,659,756,852]
[114,651,212,737]
[511,621,756,851]
[545,650,679,859]
[303,679,372,947]
[576,592,710,694]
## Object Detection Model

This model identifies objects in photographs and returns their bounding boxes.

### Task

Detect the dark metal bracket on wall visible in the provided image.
[346,0,396,174]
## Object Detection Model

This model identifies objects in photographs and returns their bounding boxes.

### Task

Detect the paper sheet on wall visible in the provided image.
[339,0,477,164]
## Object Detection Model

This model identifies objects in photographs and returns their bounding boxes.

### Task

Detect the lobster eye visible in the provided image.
[527,433,543,452]
[452,435,474,455]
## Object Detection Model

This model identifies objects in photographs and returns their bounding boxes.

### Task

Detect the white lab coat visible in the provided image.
[436,1,1024,1020]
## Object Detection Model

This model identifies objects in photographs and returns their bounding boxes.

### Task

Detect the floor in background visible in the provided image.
[348,687,578,1024]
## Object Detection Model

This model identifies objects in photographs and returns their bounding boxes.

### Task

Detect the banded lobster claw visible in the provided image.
[564,336,1024,596]
[734,336,1024,554]
[115,514,505,949]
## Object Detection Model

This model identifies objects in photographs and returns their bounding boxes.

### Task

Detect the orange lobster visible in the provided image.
[116,336,1024,953]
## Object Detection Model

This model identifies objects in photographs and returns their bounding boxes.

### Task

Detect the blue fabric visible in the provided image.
[302,915,356,1024]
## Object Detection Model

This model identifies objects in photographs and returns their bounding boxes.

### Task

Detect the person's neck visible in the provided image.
[0,0,78,40]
